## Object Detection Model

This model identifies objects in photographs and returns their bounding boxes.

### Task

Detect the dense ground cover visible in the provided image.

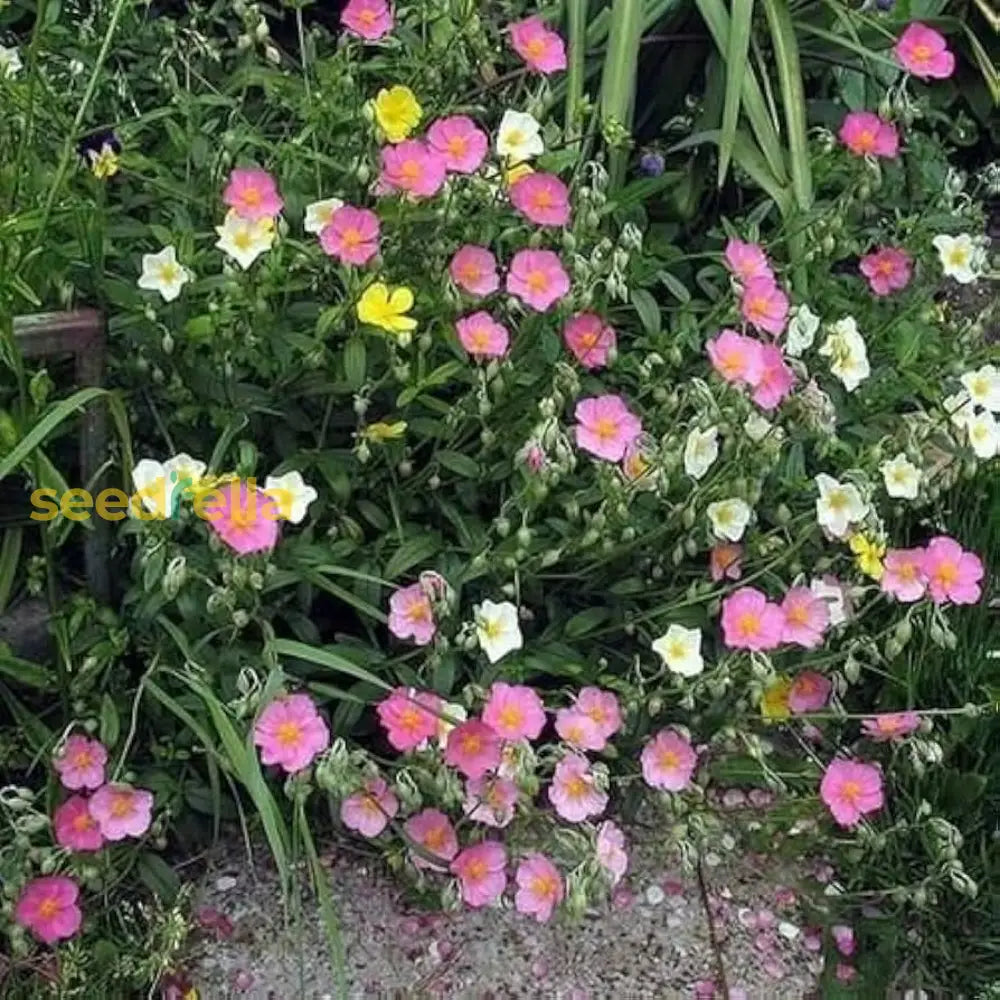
[1,0,997,996]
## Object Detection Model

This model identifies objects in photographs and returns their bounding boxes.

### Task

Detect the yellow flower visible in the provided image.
[760,676,792,721]
[374,85,422,143]
[504,162,534,186]
[365,420,408,442]
[357,282,417,338]
[849,533,885,581]
[89,143,120,179]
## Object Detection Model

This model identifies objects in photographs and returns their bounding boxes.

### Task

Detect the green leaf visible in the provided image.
[659,271,691,304]
[630,288,661,335]
[384,535,440,580]
[0,646,51,689]
[99,694,121,748]
[436,450,480,478]
[136,852,181,903]
[563,607,612,638]
[269,639,392,690]
[0,529,22,613]
[344,338,366,389]
[718,0,755,186]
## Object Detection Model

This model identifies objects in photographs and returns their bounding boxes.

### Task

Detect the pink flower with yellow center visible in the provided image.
[319,206,380,265]
[596,820,628,886]
[252,693,329,773]
[861,711,920,742]
[53,795,105,852]
[509,16,567,75]
[740,277,789,336]
[202,480,280,555]
[53,734,107,791]
[456,311,510,359]
[724,238,773,284]
[574,394,642,462]
[554,708,605,751]
[379,140,447,199]
[222,167,283,221]
[820,758,883,827]
[574,686,622,740]
[515,853,564,922]
[340,0,393,41]
[894,22,955,80]
[88,783,154,841]
[14,876,82,945]
[388,582,436,645]
[449,245,500,297]
[563,312,616,369]
[548,752,608,822]
[464,775,519,828]
[839,111,899,158]
[506,248,570,312]
[509,172,571,227]
[444,719,502,779]
[706,329,764,386]
[340,777,398,837]
[921,535,983,605]
[376,687,442,751]
[859,247,912,296]
[482,682,546,741]
[405,808,458,870]
[779,586,829,649]
[640,729,696,791]
[880,548,927,602]
[787,671,832,714]
[720,587,785,651]
[451,841,507,907]
[752,343,795,410]
[427,115,488,174]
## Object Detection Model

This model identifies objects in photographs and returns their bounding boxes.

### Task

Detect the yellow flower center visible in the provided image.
[341,227,362,248]
[666,640,687,660]
[827,490,848,512]
[276,721,302,747]
[469,326,492,351]
[738,612,761,636]
[530,873,559,898]
[857,130,876,152]
[464,858,488,881]
[241,187,261,207]
[526,269,549,293]
[564,775,589,799]
[447,136,467,157]
[532,189,553,210]
[159,262,180,283]
[480,618,503,639]
[506,129,525,147]
[524,37,547,59]
[73,812,95,832]
[912,43,932,63]
[840,780,861,805]
[233,230,254,252]
[658,749,680,771]
[459,731,483,755]
[786,605,809,626]
[934,560,958,586]
[497,705,523,730]
[400,159,421,182]
[110,794,133,818]
[423,825,448,851]
[948,247,969,267]
[37,897,60,919]
[592,416,618,441]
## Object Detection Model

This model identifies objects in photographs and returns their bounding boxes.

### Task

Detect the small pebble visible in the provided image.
[645,885,666,906]
[778,921,800,940]
[214,875,238,892]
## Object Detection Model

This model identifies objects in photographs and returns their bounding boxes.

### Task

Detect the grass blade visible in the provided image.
[565,0,587,147]
[718,0,756,187]
[269,638,393,691]
[0,528,22,612]
[599,0,643,189]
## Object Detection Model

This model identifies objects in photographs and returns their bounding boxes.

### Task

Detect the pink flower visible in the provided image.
[464,775,519,828]
[895,22,955,79]
[596,820,628,886]
[575,686,623,741]
[548,753,608,822]
[53,796,104,852]
[574,394,642,462]
[832,923,856,956]
[860,247,912,296]
[388,582,437,645]
[724,238,773,284]
[404,808,458,870]
[449,245,500,296]
[554,708,605,751]
[427,115,488,174]
[740,277,788,336]
[319,206,380,265]
[861,711,921,742]
[53,734,107,791]
[780,586,829,649]
[341,0,393,41]
[444,719,502,779]
[509,16,567,74]
[340,777,398,837]
[752,344,795,410]
[881,548,927,602]
[14,876,82,945]
[451,841,507,907]
[922,535,984,605]
[88,783,154,841]
[710,543,743,582]
[514,853,564,922]
[506,249,570,311]
[376,687,441,751]
[835,963,857,984]
[820,758,884,827]
[223,167,283,221]
[252,693,329,773]
[839,111,899,158]
[202,480,280,555]
[456,312,510,359]
[563,313,616,369]
[482,682,546,741]
[721,587,785,651]
[787,671,832,714]
[706,329,764,386]
[641,729,697,791]
[510,173,571,227]
[380,141,447,199]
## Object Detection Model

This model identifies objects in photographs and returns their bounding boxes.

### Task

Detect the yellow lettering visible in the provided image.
[60,488,93,521]
[29,488,59,521]
[96,488,129,521]
[193,488,223,521]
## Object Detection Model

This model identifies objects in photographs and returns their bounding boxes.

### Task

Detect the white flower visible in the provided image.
[137,246,190,303]
[814,473,868,538]
[264,470,318,524]
[163,452,207,493]
[743,412,773,443]
[683,426,719,480]
[651,624,704,677]
[965,411,1000,459]
[496,110,544,164]
[215,210,276,269]
[960,364,1000,413]
[0,45,22,78]
[475,600,523,663]
[810,577,848,626]
[130,459,169,517]
[435,702,467,749]
[786,303,820,357]
[942,390,975,429]
[819,317,870,393]
[880,453,920,500]
[707,498,752,542]
[932,233,985,284]
[304,197,344,235]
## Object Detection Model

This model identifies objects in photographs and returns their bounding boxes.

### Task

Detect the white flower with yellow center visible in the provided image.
[0,45,22,78]
[475,599,523,664]
[264,470,318,524]
[683,426,719,480]
[743,412,773,443]
[651,624,704,677]
[942,390,974,429]
[965,411,1000,459]
[137,246,190,302]
[815,473,868,538]
[818,317,870,393]
[130,459,169,517]
[304,197,345,235]
[496,110,544,164]
[960,365,1000,413]
[215,209,276,269]
[786,303,820,357]
[880,453,920,500]
[707,498,751,542]
[932,233,985,285]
